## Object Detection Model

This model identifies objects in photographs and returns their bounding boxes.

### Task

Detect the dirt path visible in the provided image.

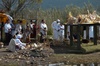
[0,47,100,66]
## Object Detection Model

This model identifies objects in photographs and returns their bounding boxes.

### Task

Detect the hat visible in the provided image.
[16,34,22,39]
[57,19,60,22]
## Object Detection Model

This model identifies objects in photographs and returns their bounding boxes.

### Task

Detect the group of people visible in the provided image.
[52,19,65,42]
[1,9,100,52]
[5,18,48,51]
[0,10,48,51]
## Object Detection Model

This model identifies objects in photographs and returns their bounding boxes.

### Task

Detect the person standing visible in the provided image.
[15,20,23,34]
[4,19,12,45]
[59,23,65,42]
[51,19,60,41]
[30,20,37,39]
[40,19,48,43]
[11,20,16,37]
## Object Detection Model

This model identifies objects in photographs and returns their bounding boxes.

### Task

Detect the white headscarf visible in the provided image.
[16,34,23,39]
[57,19,60,22]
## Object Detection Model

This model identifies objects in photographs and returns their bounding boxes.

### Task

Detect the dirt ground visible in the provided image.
[0,45,100,66]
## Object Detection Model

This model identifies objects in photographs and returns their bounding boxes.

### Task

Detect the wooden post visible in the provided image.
[86,26,89,40]
[70,25,73,46]
[64,24,67,38]
[94,24,97,45]
[1,22,3,41]
[77,24,81,49]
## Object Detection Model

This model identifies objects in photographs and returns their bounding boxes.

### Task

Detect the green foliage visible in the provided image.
[14,4,100,34]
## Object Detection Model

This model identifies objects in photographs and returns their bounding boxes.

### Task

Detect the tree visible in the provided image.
[0,0,42,17]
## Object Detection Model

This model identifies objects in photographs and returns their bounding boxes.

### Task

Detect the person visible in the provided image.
[4,19,12,45]
[23,23,32,43]
[11,20,16,37]
[15,34,26,50]
[88,11,96,40]
[30,19,37,39]
[7,35,18,52]
[51,19,60,41]
[7,35,26,52]
[59,23,65,42]
[15,20,23,34]
[40,19,48,43]
[89,26,94,40]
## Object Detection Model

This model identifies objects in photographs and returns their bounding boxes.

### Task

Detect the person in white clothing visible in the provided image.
[89,26,94,39]
[59,23,65,41]
[40,19,48,43]
[51,19,60,41]
[15,20,23,34]
[15,35,26,50]
[4,19,12,45]
[7,35,26,52]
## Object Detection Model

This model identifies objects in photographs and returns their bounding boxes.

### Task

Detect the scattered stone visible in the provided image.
[0,42,4,48]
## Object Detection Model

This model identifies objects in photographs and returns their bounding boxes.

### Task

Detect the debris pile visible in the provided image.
[67,11,100,24]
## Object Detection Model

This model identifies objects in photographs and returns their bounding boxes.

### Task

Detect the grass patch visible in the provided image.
[81,43,100,53]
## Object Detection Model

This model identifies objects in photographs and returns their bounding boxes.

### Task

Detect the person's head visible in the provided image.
[56,19,60,23]
[12,20,15,24]
[41,19,45,23]
[6,19,10,23]
[12,35,16,39]
[60,22,63,26]
[30,19,36,25]
[16,33,22,40]
[17,20,22,24]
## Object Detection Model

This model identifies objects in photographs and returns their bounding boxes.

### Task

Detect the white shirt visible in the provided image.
[40,23,48,35]
[15,24,22,33]
[59,25,64,35]
[4,23,12,33]
[15,39,26,49]
[52,21,60,31]
[52,21,56,30]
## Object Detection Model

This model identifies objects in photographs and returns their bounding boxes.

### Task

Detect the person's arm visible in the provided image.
[16,39,26,46]
[4,24,8,33]
[51,21,56,30]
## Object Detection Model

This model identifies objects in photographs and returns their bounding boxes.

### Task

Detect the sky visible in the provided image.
[41,0,100,9]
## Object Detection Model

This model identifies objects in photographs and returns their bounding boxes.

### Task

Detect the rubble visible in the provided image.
[0,42,54,65]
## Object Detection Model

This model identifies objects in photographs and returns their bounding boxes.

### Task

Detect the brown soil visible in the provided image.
[0,45,100,66]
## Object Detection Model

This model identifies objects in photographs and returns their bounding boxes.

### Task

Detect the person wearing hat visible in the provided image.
[15,34,26,50]
[51,19,61,41]
[7,35,26,52]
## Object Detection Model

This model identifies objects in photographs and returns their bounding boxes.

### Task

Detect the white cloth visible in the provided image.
[59,25,64,41]
[3,14,13,24]
[15,24,22,33]
[99,26,100,37]
[16,34,23,39]
[40,23,48,35]
[83,30,86,39]
[52,21,60,40]
[89,26,94,39]
[6,14,13,24]
[4,23,12,33]
[67,26,70,33]
[66,26,70,40]
[15,39,26,49]
[7,39,16,52]
[7,38,26,52]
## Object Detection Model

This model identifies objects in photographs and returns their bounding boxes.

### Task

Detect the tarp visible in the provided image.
[0,13,8,23]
